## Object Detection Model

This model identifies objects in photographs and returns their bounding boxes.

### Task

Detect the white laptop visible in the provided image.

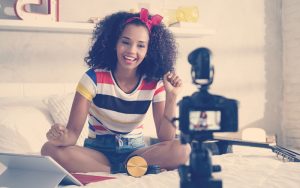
[0,152,83,188]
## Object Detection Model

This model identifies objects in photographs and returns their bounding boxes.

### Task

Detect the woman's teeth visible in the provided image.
[124,56,136,61]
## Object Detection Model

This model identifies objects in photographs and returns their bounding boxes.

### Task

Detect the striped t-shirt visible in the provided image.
[76,68,165,138]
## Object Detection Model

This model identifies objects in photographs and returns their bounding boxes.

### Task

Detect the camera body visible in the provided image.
[179,90,238,143]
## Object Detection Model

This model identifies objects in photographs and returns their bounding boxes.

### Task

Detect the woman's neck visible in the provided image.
[114,68,138,81]
[113,68,140,93]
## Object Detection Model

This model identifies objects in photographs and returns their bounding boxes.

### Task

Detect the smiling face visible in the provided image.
[116,24,149,73]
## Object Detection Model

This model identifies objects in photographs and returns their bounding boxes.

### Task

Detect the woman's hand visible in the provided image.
[163,71,183,97]
[46,124,68,146]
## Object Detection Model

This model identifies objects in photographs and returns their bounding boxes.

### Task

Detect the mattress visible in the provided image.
[60,147,300,188]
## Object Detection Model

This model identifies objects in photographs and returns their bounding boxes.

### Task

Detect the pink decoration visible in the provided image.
[15,0,59,22]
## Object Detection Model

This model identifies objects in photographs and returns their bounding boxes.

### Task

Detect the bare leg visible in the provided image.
[129,140,191,170]
[41,142,110,173]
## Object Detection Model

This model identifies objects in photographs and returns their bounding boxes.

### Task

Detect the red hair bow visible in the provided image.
[125,8,163,32]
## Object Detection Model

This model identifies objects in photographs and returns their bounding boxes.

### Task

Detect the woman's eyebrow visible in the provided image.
[138,41,147,44]
[121,36,147,44]
[120,36,130,40]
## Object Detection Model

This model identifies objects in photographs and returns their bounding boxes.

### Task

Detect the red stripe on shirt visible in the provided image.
[135,125,144,129]
[96,71,114,84]
[93,124,108,131]
[154,85,165,96]
[138,80,157,90]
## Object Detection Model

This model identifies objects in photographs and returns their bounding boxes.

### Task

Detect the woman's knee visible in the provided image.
[163,140,191,164]
[41,142,72,165]
[41,142,61,158]
[172,140,191,162]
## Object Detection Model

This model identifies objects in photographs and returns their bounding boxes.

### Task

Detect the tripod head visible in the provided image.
[188,47,214,90]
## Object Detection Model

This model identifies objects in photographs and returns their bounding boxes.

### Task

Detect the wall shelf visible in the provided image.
[169,27,215,38]
[0,19,94,34]
[0,19,215,37]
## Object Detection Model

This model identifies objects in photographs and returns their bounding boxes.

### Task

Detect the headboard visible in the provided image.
[0,83,77,98]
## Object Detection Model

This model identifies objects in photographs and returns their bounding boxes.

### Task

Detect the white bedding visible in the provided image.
[214,147,300,188]
[1,95,300,188]
[60,147,300,188]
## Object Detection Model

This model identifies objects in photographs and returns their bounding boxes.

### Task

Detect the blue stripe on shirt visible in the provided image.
[93,94,151,114]
[86,69,97,85]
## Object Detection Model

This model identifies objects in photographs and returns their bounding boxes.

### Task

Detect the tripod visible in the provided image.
[178,134,222,188]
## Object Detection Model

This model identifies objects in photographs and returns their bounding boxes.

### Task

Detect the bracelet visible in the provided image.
[164,115,178,128]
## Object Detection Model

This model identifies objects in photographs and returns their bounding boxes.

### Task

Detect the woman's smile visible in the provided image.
[123,55,137,64]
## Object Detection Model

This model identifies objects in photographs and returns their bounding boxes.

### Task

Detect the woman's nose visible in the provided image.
[128,44,137,53]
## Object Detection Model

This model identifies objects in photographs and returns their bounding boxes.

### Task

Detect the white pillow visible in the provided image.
[0,105,52,153]
[44,93,89,146]
[44,93,74,125]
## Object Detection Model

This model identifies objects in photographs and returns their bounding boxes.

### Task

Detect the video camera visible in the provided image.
[177,48,239,188]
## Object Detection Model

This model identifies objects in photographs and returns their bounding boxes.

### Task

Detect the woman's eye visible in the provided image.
[138,44,145,48]
[122,41,130,45]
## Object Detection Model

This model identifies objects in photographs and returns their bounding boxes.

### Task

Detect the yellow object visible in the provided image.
[129,8,137,13]
[163,9,178,26]
[126,155,148,177]
[176,6,199,23]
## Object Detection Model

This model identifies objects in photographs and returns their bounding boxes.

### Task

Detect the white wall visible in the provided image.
[282,0,300,149]
[0,0,284,143]
[175,0,283,144]
[0,31,89,82]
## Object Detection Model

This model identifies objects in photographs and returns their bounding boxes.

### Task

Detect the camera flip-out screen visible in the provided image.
[189,111,221,131]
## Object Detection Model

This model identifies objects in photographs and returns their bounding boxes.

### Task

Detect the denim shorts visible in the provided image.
[83,134,146,166]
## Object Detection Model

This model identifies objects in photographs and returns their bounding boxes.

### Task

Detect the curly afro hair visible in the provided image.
[84,10,178,81]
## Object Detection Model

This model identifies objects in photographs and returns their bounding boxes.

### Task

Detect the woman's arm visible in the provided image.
[46,92,90,146]
[152,96,177,141]
[152,72,182,142]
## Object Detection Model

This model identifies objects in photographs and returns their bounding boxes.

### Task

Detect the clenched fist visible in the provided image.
[46,124,68,146]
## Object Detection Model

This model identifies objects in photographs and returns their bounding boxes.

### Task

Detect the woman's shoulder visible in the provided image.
[81,68,111,84]
[84,68,110,77]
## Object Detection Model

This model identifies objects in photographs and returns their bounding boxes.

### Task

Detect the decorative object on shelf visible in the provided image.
[176,6,199,23]
[163,6,199,26]
[163,9,177,26]
[0,0,19,20]
[15,0,59,22]
[87,17,102,24]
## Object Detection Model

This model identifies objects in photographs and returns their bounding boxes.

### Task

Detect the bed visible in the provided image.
[1,83,300,188]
